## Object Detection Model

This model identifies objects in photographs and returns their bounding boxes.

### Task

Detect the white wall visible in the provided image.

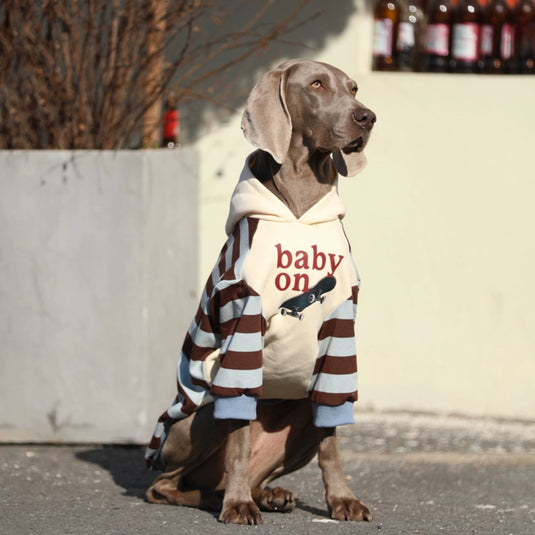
[0,149,199,442]
[195,4,535,420]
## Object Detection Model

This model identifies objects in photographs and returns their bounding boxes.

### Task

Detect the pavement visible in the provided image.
[1,411,535,535]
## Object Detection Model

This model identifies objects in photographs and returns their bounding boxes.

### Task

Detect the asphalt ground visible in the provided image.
[1,411,535,535]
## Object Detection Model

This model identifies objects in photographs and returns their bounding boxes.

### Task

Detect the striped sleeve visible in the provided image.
[209,280,265,399]
[186,217,264,418]
[145,218,264,464]
[309,286,359,426]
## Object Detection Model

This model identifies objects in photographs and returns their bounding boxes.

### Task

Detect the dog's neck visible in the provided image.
[250,149,337,218]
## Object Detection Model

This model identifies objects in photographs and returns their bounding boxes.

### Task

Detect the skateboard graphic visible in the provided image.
[279,276,337,320]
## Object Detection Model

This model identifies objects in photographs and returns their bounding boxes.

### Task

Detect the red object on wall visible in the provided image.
[162,109,179,147]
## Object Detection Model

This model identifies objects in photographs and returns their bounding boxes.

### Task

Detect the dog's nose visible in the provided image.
[352,109,376,130]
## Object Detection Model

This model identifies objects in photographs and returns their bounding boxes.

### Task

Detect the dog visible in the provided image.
[145,59,376,525]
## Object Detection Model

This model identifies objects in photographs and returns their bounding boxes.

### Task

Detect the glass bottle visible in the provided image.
[397,0,426,70]
[514,0,535,73]
[423,0,454,71]
[450,0,484,72]
[373,0,402,70]
[480,0,515,72]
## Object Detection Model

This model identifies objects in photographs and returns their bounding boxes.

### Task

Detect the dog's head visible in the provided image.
[241,59,376,177]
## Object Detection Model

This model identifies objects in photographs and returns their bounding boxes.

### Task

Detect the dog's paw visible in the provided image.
[254,486,296,512]
[328,496,372,522]
[219,500,264,525]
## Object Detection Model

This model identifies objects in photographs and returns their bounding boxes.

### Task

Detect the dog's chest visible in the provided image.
[244,219,356,315]
[242,218,358,399]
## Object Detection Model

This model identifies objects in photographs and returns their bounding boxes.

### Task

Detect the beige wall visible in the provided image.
[195,5,535,420]
[344,74,535,420]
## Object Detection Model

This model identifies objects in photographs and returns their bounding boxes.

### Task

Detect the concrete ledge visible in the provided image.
[0,149,199,443]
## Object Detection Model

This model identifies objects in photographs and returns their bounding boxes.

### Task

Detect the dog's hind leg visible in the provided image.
[251,486,296,512]
[145,405,228,509]
[145,467,221,510]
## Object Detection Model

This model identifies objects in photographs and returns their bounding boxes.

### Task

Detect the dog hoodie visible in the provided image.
[145,155,361,467]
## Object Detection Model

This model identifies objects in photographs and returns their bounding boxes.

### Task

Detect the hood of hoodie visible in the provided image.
[225,155,347,236]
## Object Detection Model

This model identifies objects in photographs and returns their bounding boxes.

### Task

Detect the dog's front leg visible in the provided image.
[219,419,263,525]
[317,427,372,521]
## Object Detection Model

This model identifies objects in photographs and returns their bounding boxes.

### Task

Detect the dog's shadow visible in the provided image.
[75,445,155,500]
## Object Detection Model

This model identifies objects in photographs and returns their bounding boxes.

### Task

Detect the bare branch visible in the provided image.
[0,0,314,149]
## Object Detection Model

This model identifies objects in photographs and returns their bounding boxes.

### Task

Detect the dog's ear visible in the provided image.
[241,67,292,164]
[332,150,367,177]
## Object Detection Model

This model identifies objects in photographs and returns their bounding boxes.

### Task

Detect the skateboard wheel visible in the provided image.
[281,309,287,316]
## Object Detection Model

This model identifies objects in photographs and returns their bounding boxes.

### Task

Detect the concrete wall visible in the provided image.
[0,149,198,443]
[195,7,535,421]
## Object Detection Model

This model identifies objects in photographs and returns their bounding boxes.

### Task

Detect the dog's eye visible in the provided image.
[311,80,323,89]
[351,86,358,96]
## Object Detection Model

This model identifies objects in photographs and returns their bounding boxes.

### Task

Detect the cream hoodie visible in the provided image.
[146,156,361,468]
